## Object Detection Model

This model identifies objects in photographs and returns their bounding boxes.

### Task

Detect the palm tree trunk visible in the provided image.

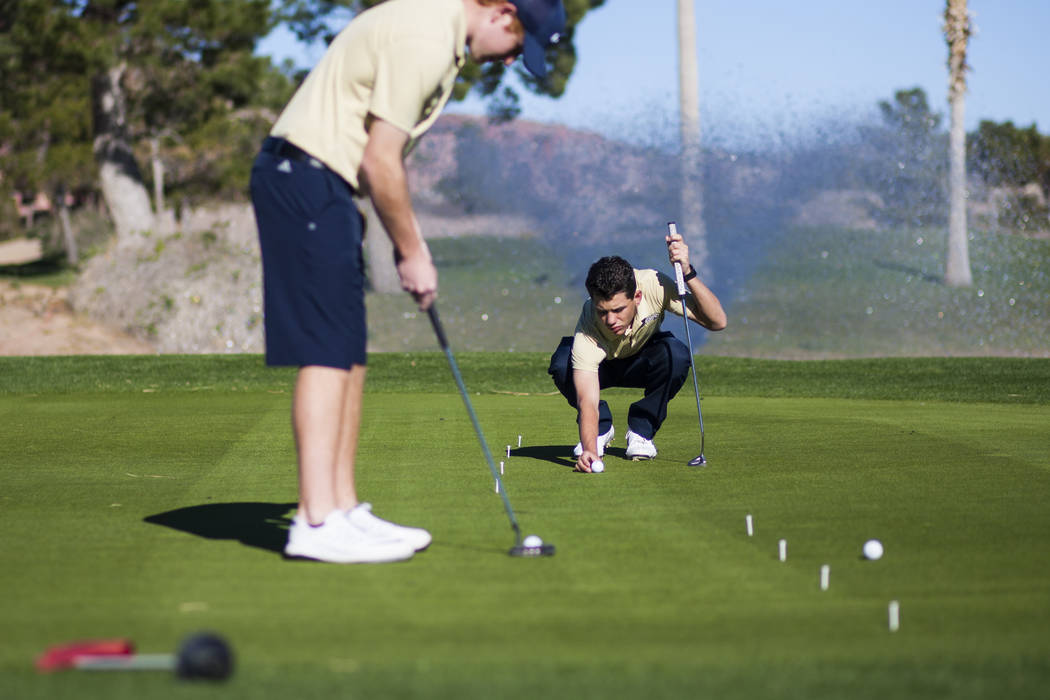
[677,0,709,281]
[944,0,972,287]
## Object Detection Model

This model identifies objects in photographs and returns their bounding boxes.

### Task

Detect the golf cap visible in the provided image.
[509,0,567,79]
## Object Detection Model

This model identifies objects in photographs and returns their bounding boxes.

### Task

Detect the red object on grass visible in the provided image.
[36,639,135,672]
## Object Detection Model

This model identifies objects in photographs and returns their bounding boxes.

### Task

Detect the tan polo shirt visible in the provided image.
[571,269,686,373]
[270,0,467,190]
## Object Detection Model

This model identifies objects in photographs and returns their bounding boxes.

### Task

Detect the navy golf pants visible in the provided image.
[547,331,692,440]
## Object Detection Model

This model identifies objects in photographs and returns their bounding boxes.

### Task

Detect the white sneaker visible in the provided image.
[285,510,415,563]
[573,426,615,457]
[346,503,432,552]
[625,429,658,461]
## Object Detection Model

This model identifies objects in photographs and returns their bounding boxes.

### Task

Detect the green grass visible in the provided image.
[1,355,1049,699]
[3,354,1048,403]
[704,226,1050,358]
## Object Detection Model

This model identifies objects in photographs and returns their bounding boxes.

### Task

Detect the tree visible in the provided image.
[0,1,95,258]
[1,0,281,247]
[866,88,947,229]
[968,120,1050,231]
[676,0,708,281]
[943,0,972,287]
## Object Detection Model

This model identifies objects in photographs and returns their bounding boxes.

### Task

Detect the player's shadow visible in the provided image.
[144,502,296,555]
[511,445,628,469]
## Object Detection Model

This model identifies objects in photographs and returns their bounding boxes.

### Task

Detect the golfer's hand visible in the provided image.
[665,230,691,272]
[576,451,599,473]
[397,250,438,310]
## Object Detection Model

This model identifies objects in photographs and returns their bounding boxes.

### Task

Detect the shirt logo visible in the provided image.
[639,313,660,327]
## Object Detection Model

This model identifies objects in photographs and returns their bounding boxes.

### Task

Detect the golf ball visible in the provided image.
[863,539,884,560]
[523,535,543,548]
[591,459,605,473]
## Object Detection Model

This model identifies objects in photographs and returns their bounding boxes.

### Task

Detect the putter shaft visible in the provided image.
[428,305,522,542]
[667,222,706,464]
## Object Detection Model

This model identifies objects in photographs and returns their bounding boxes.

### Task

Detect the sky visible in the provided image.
[256,0,1050,150]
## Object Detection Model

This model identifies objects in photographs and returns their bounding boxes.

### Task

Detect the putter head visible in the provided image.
[175,632,234,681]
[508,538,556,557]
[688,454,707,467]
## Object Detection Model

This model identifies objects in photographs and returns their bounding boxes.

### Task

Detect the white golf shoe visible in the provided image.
[625,429,658,461]
[284,510,415,564]
[346,503,432,552]
[573,426,615,457]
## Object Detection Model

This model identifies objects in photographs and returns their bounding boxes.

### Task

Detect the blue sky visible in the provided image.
[256,0,1049,149]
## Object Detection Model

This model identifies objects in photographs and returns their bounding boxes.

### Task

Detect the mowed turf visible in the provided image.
[1,356,1049,699]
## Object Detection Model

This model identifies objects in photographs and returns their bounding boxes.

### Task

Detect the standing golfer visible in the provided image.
[250,0,566,563]
[548,231,727,472]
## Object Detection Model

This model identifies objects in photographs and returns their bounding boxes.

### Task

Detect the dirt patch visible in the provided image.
[0,238,44,266]
[0,280,155,356]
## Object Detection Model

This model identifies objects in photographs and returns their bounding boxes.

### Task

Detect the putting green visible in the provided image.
[1,358,1048,699]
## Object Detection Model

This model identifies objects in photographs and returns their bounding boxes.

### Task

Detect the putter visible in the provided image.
[666,222,707,466]
[37,632,233,681]
[428,305,555,557]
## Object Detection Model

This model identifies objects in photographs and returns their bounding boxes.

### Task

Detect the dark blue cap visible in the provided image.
[510,0,567,79]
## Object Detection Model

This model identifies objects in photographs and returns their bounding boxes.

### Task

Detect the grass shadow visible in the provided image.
[511,444,629,468]
[873,259,943,284]
[0,253,69,279]
[144,501,296,554]
[511,445,575,469]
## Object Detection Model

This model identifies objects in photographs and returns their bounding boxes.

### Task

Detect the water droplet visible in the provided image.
[820,250,829,259]
[554,296,562,304]
[866,307,874,315]
[915,237,924,246]
[481,313,489,321]
[1009,298,1016,306]
[977,289,984,297]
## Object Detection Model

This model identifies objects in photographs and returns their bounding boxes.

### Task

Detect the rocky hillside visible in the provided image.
[67,115,690,354]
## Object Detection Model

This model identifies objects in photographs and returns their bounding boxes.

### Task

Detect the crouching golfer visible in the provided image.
[548,231,727,472]
[250,0,566,563]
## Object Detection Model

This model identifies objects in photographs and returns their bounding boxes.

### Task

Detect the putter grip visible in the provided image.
[427,306,449,350]
[667,222,687,296]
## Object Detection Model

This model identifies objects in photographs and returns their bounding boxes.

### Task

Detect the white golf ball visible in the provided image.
[591,459,605,473]
[863,539,884,560]
[523,535,543,548]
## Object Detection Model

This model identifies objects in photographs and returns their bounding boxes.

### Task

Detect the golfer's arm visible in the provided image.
[359,117,427,260]
[683,276,727,331]
[574,369,602,453]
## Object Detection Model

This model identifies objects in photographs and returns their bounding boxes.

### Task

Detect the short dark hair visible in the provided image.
[585,256,636,301]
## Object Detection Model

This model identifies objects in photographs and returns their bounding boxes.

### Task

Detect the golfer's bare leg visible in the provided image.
[293,365,353,524]
[334,364,365,511]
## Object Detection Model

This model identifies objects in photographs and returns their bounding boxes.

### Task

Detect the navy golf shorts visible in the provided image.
[250,141,366,369]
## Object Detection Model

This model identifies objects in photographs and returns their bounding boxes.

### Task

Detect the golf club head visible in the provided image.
[688,454,707,467]
[175,632,234,681]
[508,541,556,557]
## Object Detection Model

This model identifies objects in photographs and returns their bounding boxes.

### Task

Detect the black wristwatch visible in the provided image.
[682,265,697,282]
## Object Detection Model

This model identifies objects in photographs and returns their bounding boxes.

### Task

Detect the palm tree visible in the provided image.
[677,0,709,280]
[944,0,973,287]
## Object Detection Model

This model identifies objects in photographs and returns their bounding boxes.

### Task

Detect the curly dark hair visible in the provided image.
[585,256,636,301]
